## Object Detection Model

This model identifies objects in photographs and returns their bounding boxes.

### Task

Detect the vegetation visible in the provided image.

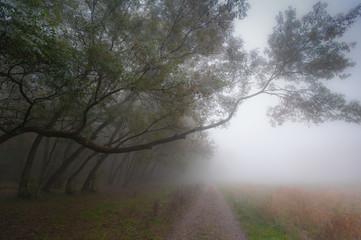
[1,0,361,238]
[0,184,200,240]
[222,183,361,240]
[1,0,361,197]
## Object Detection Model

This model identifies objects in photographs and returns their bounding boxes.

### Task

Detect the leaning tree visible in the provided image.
[1,0,361,195]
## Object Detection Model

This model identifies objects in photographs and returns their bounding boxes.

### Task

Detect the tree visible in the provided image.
[1,1,361,157]
[265,3,361,125]
[0,0,249,150]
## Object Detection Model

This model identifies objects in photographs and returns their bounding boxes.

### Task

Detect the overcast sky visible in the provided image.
[207,0,361,184]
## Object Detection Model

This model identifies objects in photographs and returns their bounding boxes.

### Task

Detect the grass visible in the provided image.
[221,183,361,240]
[0,183,200,240]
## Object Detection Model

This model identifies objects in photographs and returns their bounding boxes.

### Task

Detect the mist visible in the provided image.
[205,0,361,185]
[1,1,361,239]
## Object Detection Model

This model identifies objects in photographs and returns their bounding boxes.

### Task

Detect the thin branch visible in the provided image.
[118,114,169,145]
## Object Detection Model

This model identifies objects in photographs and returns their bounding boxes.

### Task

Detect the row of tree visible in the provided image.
[1,0,361,197]
[0,132,212,197]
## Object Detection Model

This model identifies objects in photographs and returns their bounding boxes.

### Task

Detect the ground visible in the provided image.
[0,183,249,240]
[167,184,248,240]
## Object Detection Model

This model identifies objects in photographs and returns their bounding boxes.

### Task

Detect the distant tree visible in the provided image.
[1,1,361,154]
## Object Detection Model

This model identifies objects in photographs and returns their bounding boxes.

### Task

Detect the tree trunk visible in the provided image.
[81,154,108,192]
[122,156,138,188]
[107,153,129,185]
[42,146,85,192]
[143,161,160,184]
[107,157,116,184]
[81,124,121,192]
[107,161,122,185]
[137,163,149,184]
[35,137,50,198]
[43,116,116,192]
[17,135,43,198]
[37,138,59,197]
[52,142,73,189]
[65,152,97,194]
[120,155,132,187]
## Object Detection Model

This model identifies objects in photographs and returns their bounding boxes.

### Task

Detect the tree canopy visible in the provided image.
[1,0,361,154]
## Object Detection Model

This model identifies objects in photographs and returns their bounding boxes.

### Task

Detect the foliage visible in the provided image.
[0,1,360,154]
[265,3,361,125]
[0,0,246,151]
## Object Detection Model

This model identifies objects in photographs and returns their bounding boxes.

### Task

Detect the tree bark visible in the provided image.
[17,134,43,198]
[81,154,108,192]
[122,154,138,187]
[42,146,85,192]
[142,160,160,184]
[52,142,74,189]
[42,117,115,192]
[143,160,160,184]
[65,152,97,194]
[107,156,116,184]
[137,162,150,184]
[35,137,50,198]
[107,153,129,185]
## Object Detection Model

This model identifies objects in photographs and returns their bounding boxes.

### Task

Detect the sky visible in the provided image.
[207,0,361,184]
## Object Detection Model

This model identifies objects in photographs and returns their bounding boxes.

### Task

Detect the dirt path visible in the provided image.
[167,184,248,240]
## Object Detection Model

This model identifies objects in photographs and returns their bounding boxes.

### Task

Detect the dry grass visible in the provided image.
[223,183,361,240]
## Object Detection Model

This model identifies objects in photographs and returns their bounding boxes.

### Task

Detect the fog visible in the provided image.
[207,0,361,184]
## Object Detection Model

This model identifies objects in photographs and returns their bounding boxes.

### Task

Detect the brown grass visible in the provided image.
[224,183,361,240]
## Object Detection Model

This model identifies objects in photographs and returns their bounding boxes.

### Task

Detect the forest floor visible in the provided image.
[0,183,199,240]
[0,182,249,240]
[167,184,248,240]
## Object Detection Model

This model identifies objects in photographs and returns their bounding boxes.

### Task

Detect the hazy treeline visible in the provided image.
[0,133,212,197]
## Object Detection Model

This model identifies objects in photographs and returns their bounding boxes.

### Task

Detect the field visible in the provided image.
[222,183,361,240]
[0,183,200,240]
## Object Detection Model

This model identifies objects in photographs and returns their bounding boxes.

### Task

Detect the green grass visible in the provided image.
[224,192,289,240]
[0,184,200,240]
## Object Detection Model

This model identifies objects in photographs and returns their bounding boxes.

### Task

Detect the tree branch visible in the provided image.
[0,102,237,154]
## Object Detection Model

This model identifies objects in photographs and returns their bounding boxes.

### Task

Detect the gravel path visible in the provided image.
[167,184,248,240]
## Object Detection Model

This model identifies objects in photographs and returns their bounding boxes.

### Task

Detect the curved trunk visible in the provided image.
[42,146,85,192]
[81,124,120,191]
[122,157,137,188]
[17,135,43,198]
[52,142,73,189]
[43,118,112,192]
[107,157,116,184]
[35,137,50,198]
[65,152,98,194]
[137,163,150,184]
[143,161,160,184]
[38,138,59,188]
[107,153,129,185]
[81,154,108,192]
